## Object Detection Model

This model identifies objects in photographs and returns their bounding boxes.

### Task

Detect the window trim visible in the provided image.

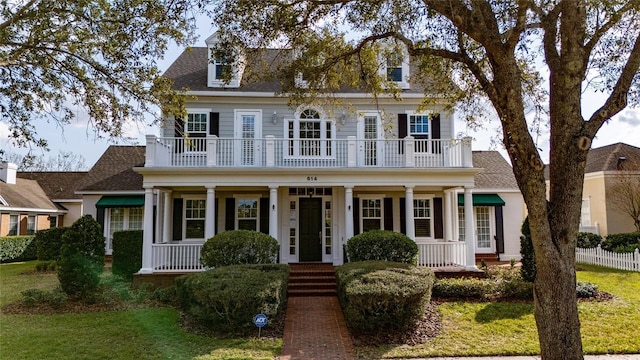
[8,214,19,236]
[105,207,145,253]
[182,196,207,241]
[457,205,496,252]
[379,49,410,89]
[234,195,261,231]
[285,106,336,159]
[413,194,435,240]
[207,47,242,88]
[360,195,384,232]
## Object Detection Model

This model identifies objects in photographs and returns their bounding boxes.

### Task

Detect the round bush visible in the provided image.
[57,215,105,297]
[346,230,418,264]
[200,230,279,268]
[577,232,602,248]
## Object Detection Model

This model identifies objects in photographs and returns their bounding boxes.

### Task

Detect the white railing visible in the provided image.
[145,135,474,169]
[417,241,466,268]
[151,244,204,272]
[576,245,640,272]
[579,223,600,235]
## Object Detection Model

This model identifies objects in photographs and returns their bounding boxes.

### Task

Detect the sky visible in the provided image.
[1,21,639,169]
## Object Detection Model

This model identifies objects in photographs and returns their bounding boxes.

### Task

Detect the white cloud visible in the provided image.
[614,108,640,126]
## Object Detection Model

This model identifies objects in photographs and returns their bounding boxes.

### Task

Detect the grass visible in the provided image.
[0,261,282,360]
[357,264,640,359]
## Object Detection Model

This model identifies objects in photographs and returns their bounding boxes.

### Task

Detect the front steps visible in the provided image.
[288,263,337,297]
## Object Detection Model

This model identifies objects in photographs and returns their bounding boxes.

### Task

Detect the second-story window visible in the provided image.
[387,53,403,82]
[213,59,232,81]
[186,113,207,136]
[287,108,335,158]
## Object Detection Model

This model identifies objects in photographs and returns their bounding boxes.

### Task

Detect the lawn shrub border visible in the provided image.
[601,232,640,253]
[0,236,37,262]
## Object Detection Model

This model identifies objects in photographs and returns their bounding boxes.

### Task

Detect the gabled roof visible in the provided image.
[0,178,59,211]
[584,142,640,173]
[472,151,519,190]
[17,172,87,200]
[163,47,430,94]
[76,146,145,192]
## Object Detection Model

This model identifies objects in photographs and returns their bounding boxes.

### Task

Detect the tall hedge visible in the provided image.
[57,215,105,297]
[519,216,536,282]
[601,232,640,253]
[346,230,418,264]
[111,230,143,280]
[0,236,36,262]
[576,232,602,249]
[336,261,433,335]
[200,230,279,268]
[36,227,69,261]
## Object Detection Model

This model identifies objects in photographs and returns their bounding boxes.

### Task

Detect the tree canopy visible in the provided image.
[0,0,195,154]
[206,1,640,358]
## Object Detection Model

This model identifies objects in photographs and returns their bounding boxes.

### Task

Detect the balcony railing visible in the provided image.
[145,135,474,169]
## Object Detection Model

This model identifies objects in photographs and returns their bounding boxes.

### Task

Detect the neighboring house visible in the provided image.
[578,143,640,236]
[0,163,62,236]
[75,146,146,255]
[17,171,87,227]
[132,34,527,274]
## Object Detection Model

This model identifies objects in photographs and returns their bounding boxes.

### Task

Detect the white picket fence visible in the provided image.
[576,245,640,272]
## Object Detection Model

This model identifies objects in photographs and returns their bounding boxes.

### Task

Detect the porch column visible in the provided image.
[140,187,155,274]
[405,186,415,240]
[269,186,278,240]
[345,186,354,240]
[205,187,216,240]
[443,189,454,241]
[162,191,172,243]
[464,187,478,270]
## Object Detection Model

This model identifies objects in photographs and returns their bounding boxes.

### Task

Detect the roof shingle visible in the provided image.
[472,151,519,189]
[76,146,145,192]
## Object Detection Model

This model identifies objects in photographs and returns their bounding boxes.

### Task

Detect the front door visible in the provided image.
[299,198,322,262]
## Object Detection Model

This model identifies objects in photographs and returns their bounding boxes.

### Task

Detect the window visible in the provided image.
[106,208,144,252]
[213,59,232,80]
[237,198,258,231]
[414,199,432,238]
[362,199,382,232]
[8,214,18,236]
[27,215,36,235]
[49,215,58,228]
[458,207,465,241]
[325,201,332,255]
[186,113,207,135]
[580,198,591,227]
[409,115,430,137]
[379,48,410,89]
[387,53,403,82]
[476,207,491,248]
[287,108,335,158]
[185,199,206,239]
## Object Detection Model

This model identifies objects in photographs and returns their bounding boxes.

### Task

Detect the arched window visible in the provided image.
[286,107,335,157]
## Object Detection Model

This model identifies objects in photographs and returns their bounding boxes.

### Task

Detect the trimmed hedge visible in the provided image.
[601,232,640,253]
[111,230,143,280]
[200,230,279,268]
[36,227,69,261]
[336,261,433,335]
[57,215,105,297]
[577,232,603,249]
[0,236,37,262]
[345,230,418,264]
[175,264,289,335]
[432,277,496,299]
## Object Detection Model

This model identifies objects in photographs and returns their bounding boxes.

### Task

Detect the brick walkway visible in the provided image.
[279,296,356,360]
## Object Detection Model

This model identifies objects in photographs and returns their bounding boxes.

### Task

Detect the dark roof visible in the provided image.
[163,47,431,94]
[0,178,59,211]
[472,151,519,189]
[17,172,87,200]
[584,142,640,173]
[76,146,145,192]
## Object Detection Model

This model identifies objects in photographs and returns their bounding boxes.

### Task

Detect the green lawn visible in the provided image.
[357,264,640,359]
[0,261,281,360]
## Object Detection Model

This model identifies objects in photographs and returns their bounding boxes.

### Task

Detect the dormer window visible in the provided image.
[387,53,403,82]
[379,46,410,89]
[205,32,245,88]
[213,59,232,81]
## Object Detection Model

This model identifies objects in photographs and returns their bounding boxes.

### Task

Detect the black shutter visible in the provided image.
[384,198,393,231]
[400,198,406,235]
[174,117,184,153]
[172,198,183,241]
[96,207,105,233]
[352,197,360,236]
[260,197,269,235]
[398,114,407,154]
[214,198,219,236]
[225,198,235,231]
[431,114,441,153]
[434,197,443,239]
[495,206,505,253]
[209,112,220,136]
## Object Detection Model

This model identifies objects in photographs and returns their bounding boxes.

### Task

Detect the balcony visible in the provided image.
[145,135,473,169]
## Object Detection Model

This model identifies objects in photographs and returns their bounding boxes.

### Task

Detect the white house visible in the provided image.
[134,36,526,274]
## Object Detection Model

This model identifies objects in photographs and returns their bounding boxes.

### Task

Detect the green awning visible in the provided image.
[457,193,505,206]
[96,196,145,208]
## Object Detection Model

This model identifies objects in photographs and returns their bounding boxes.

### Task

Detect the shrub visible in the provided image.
[336,261,433,335]
[175,264,288,335]
[432,277,495,299]
[57,215,105,297]
[601,232,640,253]
[200,230,279,268]
[0,236,37,262]
[153,285,178,305]
[519,216,536,282]
[498,279,534,300]
[576,281,598,298]
[577,232,603,248]
[345,230,418,264]
[35,227,68,261]
[35,260,57,272]
[111,230,143,280]
[21,287,67,308]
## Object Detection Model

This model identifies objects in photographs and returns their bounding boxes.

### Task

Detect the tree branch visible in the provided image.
[583,2,636,60]
[0,0,38,32]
